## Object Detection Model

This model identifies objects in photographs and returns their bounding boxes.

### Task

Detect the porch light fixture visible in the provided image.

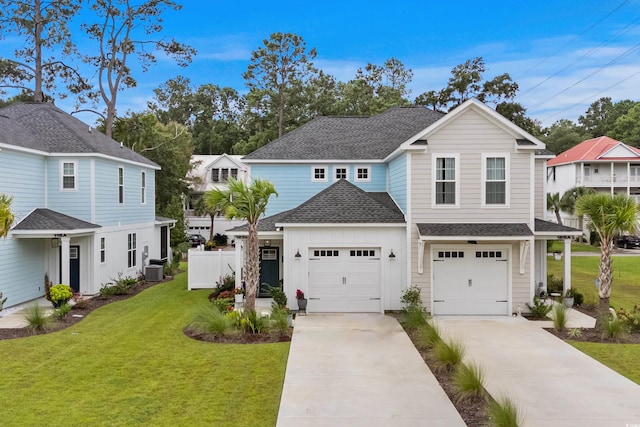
[294,249,302,259]
[51,238,60,248]
[389,249,396,259]
[264,240,271,246]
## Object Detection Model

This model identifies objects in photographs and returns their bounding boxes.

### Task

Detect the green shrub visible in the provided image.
[211,298,234,313]
[100,274,138,296]
[547,274,563,294]
[433,338,465,372]
[452,362,486,402]
[552,303,567,332]
[269,286,287,309]
[487,396,522,427]
[213,233,228,246]
[401,285,422,311]
[602,318,627,341]
[0,291,7,311]
[573,292,584,306]
[242,310,267,334]
[526,297,552,319]
[617,305,640,333]
[226,310,244,329]
[53,303,72,320]
[24,305,53,333]
[568,328,583,338]
[208,271,235,300]
[269,307,289,336]
[190,305,236,338]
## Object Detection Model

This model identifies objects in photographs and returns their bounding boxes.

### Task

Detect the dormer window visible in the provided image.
[355,166,371,182]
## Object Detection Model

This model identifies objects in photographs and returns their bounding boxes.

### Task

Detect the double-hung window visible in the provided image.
[141,171,146,204]
[127,233,136,268]
[61,161,76,190]
[483,154,509,206]
[433,155,458,206]
[100,237,106,263]
[118,167,124,204]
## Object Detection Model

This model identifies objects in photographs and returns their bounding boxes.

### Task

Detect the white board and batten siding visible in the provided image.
[283,226,406,313]
[188,249,236,290]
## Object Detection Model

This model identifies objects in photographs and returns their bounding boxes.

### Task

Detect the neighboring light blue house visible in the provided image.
[232,99,580,314]
[0,103,173,309]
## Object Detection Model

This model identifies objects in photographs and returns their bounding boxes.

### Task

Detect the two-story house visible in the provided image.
[547,136,640,227]
[184,154,248,239]
[230,99,580,314]
[0,102,173,309]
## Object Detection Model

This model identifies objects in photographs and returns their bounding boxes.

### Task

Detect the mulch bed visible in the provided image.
[524,304,640,343]
[403,324,490,426]
[184,327,292,344]
[0,276,172,341]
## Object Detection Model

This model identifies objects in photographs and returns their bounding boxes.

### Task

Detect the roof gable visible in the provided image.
[0,103,159,168]
[548,136,640,166]
[243,107,443,161]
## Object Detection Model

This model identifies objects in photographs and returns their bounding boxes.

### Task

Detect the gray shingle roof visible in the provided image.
[417,223,533,237]
[229,180,405,233]
[13,208,100,231]
[0,103,158,168]
[534,219,581,234]
[243,106,443,161]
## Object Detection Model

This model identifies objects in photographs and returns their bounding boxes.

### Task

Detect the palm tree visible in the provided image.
[547,193,563,225]
[576,193,640,329]
[193,196,219,242]
[560,186,595,234]
[205,178,277,312]
[0,194,15,239]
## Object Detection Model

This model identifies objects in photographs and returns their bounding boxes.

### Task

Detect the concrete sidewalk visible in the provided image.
[277,313,465,427]
[435,316,640,427]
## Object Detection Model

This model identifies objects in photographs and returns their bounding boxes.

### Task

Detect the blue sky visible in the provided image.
[3,0,640,128]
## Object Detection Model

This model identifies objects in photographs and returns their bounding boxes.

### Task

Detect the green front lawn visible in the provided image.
[547,241,601,253]
[0,266,289,426]
[548,255,640,385]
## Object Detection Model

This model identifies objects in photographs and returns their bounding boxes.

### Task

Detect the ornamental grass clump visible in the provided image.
[414,321,442,350]
[487,396,523,427]
[552,303,567,332]
[24,304,53,333]
[452,362,486,403]
[433,338,466,372]
[190,305,236,338]
[602,317,627,342]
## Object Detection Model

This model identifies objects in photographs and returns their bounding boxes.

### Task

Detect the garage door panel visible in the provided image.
[308,247,381,313]
[432,248,509,316]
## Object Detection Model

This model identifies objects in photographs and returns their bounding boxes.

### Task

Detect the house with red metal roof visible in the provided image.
[547,136,640,226]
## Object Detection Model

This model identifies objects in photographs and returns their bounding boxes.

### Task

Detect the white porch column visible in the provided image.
[563,238,571,295]
[60,236,70,285]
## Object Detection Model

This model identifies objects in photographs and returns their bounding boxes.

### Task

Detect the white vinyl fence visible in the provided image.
[188,248,236,290]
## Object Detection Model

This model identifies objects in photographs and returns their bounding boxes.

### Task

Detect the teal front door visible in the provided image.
[259,247,279,297]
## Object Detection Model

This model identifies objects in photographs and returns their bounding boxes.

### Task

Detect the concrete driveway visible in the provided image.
[435,316,640,427]
[276,313,465,427]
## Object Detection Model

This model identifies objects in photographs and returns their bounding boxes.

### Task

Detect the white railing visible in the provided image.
[188,248,236,290]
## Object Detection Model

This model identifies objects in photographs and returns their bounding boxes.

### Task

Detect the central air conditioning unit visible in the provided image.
[145,264,163,282]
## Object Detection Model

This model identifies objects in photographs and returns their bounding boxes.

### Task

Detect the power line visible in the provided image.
[539,67,640,124]
[519,15,640,97]
[516,0,631,80]
[527,42,640,112]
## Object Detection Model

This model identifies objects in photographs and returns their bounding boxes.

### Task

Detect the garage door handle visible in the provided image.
[369,298,381,300]
[496,300,508,302]
[434,300,444,302]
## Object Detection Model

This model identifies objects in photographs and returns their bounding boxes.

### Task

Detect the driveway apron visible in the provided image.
[276,313,465,427]
[435,316,640,427]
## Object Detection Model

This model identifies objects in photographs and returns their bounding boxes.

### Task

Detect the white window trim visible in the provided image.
[354,165,371,182]
[481,153,510,208]
[311,165,328,182]
[141,170,146,205]
[127,232,137,268]
[60,160,77,191]
[431,153,460,208]
[334,166,349,181]
[118,166,124,204]
[100,237,106,264]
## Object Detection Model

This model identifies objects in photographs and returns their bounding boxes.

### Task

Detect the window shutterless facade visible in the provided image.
[483,154,509,206]
[433,155,458,206]
[61,161,77,190]
[118,167,124,204]
[127,233,136,268]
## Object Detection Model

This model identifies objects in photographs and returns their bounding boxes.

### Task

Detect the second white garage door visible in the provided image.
[432,247,509,315]
[308,247,381,312]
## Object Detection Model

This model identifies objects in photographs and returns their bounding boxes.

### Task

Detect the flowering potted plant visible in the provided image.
[234,287,244,303]
[296,289,307,312]
[49,284,73,308]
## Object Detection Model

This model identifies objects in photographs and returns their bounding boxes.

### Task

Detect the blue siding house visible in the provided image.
[0,103,173,309]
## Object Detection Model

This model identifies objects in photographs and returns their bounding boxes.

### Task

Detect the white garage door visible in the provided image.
[308,248,381,312]
[432,247,509,315]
